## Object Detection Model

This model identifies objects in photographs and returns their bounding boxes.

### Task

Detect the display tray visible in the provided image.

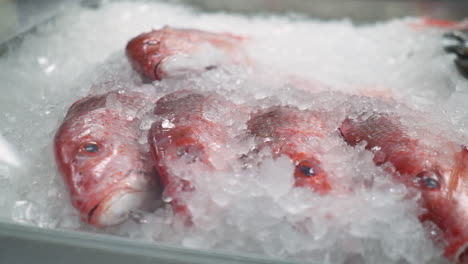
[0,1,467,264]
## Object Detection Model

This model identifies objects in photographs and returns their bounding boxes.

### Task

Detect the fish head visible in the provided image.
[126,27,246,81]
[54,95,154,227]
[153,125,209,164]
[126,29,167,81]
[247,106,331,195]
[126,27,205,81]
[150,90,229,173]
[149,122,221,181]
[413,146,468,262]
[148,121,219,223]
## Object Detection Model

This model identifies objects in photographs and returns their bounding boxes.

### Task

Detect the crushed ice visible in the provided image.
[0,1,466,264]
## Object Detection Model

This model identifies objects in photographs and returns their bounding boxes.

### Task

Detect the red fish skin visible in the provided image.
[339,112,468,263]
[126,26,401,104]
[54,91,157,227]
[411,17,468,31]
[148,89,245,222]
[247,106,332,194]
[125,26,248,81]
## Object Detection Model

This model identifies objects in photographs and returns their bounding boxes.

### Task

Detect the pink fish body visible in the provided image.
[54,91,156,227]
[339,112,468,263]
[126,26,248,81]
[247,106,332,194]
[148,89,242,221]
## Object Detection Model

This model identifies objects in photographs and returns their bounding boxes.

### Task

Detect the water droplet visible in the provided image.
[37,57,48,65]
[371,146,381,151]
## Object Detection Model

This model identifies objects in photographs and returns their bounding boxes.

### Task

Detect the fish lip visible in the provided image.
[84,169,149,226]
[445,239,468,263]
[455,242,468,263]
[152,57,166,80]
[87,203,100,223]
[87,188,142,227]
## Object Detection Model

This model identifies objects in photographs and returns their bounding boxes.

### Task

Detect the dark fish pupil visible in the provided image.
[84,143,99,153]
[300,165,315,177]
[415,171,440,190]
[424,177,439,189]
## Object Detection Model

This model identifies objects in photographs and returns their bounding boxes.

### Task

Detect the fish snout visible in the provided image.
[445,239,468,263]
[87,189,149,227]
[125,31,164,81]
[459,244,468,264]
[455,239,468,264]
[82,170,154,227]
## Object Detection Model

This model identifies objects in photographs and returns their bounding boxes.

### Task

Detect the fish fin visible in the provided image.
[448,146,468,200]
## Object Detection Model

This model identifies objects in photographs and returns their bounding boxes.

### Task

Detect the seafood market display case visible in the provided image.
[1,0,468,264]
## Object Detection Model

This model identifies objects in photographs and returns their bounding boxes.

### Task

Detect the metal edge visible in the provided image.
[0,220,298,264]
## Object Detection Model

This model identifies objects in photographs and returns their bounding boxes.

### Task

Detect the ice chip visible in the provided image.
[1,1,466,263]
[0,134,21,168]
[105,92,121,109]
[257,156,294,200]
[161,119,175,129]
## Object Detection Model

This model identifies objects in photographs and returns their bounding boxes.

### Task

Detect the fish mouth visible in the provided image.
[152,57,166,81]
[87,189,149,227]
[87,203,99,223]
[445,239,468,263]
[455,242,468,264]
[84,169,154,227]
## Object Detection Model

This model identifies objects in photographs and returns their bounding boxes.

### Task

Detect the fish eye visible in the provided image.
[296,160,320,177]
[79,142,101,156]
[300,165,315,177]
[144,39,159,46]
[414,171,440,190]
[84,143,99,153]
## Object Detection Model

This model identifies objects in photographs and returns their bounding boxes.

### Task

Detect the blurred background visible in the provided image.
[1,0,467,45]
